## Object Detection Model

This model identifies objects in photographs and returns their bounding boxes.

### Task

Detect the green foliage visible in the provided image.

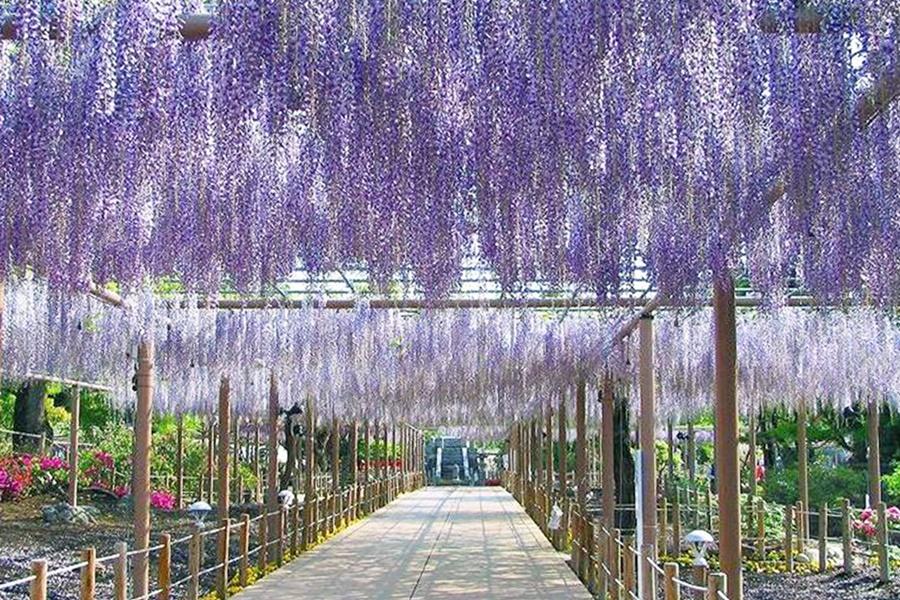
[884,461,900,504]
[762,462,867,508]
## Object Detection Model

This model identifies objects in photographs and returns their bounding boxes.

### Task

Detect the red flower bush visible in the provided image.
[150,490,176,511]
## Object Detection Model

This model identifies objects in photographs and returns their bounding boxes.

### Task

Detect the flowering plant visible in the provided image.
[0,456,34,500]
[81,450,117,490]
[150,490,176,511]
[852,506,900,538]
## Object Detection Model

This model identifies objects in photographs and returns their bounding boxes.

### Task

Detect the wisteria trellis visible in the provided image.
[0,0,898,302]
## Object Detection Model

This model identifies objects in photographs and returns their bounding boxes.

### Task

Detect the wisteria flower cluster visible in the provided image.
[0,1,898,303]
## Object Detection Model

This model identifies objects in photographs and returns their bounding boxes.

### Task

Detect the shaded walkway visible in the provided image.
[234,487,592,599]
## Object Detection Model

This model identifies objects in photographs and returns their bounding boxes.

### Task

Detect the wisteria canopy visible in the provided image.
[0,0,898,302]
[3,279,899,426]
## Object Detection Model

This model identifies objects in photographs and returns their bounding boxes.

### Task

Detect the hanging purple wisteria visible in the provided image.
[0,0,898,302]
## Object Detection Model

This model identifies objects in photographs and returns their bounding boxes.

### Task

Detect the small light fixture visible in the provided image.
[278,488,296,508]
[187,500,212,528]
[684,530,715,567]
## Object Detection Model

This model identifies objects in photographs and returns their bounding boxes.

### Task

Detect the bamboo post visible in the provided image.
[624,536,636,599]
[68,386,80,507]
[188,526,201,600]
[175,414,184,508]
[877,501,890,583]
[558,394,568,550]
[216,377,231,599]
[158,534,171,600]
[257,512,268,572]
[797,398,809,544]
[79,548,95,600]
[867,399,881,508]
[713,275,742,600]
[132,340,154,599]
[639,315,657,600]
[217,519,231,599]
[602,376,616,539]
[841,498,852,574]
[266,375,279,541]
[664,563,680,600]
[30,560,47,600]
[705,573,726,600]
[113,542,127,600]
[239,514,250,586]
[818,503,827,573]
[784,504,794,572]
[755,498,766,559]
[303,397,315,550]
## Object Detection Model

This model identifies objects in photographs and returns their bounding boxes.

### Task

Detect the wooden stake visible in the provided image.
[818,503,827,573]
[30,560,47,600]
[188,527,201,600]
[705,573,726,600]
[602,376,616,536]
[266,374,279,540]
[257,512,268,572]
[557,394,568,550]
[639,315,657,600]
[623,536,636,598]
[332,414,341,527]
[713,276,742,600]
[113,542,127,600]
[785,504,794,572]
[303,397,316,551]
[158,533,171,600]
[133,340,154,599]
[755,498,766,559]
[68,386,80,507]
[877,501,890,583]
[350,420,359,520]
[79,548,95,600]
[253,421,262,503]
[664,563,680,600]
[841,498,853,574]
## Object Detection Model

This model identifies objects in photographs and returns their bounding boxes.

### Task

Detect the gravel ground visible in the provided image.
[744,569,900,600]
[0,493,254,600]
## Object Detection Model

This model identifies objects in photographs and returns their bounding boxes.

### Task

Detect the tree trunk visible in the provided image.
[613,393,636,531]
[13,382,49,453]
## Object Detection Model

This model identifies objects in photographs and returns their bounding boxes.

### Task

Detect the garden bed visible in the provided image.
[744,569,900,600]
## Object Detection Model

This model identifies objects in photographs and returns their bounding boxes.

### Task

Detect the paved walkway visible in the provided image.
[234,486,592,599]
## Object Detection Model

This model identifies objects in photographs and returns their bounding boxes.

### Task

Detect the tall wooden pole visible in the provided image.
[350,420,359,517]
[868,398,882,507]
[68,386,80,507]
[363,420,370,484]
[332,415,340,514]
[602,375,616,533]
[132,340,154,599]
[714,275,742,600]
[639,316,657,600]
[216,377,231,598]
[797,397,809,541]
[302,398,316,550]
[748,408,757,500]
[266,375,279,535]
[576,380,588,510]
[175,413,184,507]
[557,394,568,547]
[545,401,553,512]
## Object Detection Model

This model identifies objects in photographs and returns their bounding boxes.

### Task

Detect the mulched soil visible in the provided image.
[744,569,900,600]
[0,493,253,600]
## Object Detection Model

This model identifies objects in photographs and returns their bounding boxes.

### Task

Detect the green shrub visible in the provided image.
[763,462,866,508]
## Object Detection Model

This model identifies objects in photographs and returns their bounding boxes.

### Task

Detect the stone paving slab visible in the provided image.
[233,486,592,599]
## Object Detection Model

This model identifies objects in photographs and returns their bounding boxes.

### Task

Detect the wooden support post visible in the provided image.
[232,415,240,504]
[206,420,215,503]
[795,501,804,553]
[158,533,171,600]
[575,380,588,576]
[545,401,554,524]
[705,485,713,532]
[266,375,279,541]
[176,414,184,508]
[705,573,726,600]
[602,376,616,536]
[350,420,359,520]
[133,340,154,599]
[68,386,80,507]
[239,514,250,587]
[303,397,315,551]
[639,315,657,600]
[257,513,268,571]
[253,421,261,503]
[30,560,47,600]
[713,276,742,600]
[755,498,766,559]
[557,394,568,550]
[673,492,682,557]
[797,397,809,544]
[692,564,708,600]
[80,548,95,600]
[867,399,881,508]
[660,497,669,557]
[877,501,890,583]
[188,527,201,600]
[332,415,340,528]
[664,563,680,600]
[818,503,827,573]
[277,507,286,565]
[291,501,300,554]
[841,498,852,574]
[784,504,794,572]
[216,377,231,599]
[611,529,622,599]
[667,419,675,493]
[113,542,127,600]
